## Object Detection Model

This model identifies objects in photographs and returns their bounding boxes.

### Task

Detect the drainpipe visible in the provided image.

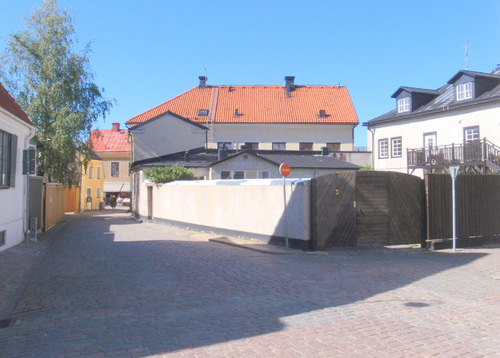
[24,127,35,247]
[367,126,375,169]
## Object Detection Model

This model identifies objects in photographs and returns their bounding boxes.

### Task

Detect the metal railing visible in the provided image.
[407,138,500,167]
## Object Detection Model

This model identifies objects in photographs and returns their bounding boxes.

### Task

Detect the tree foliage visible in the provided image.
[0,0,112,185]
[144,165,198,184]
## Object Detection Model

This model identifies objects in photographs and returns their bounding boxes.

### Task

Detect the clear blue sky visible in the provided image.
[1,0,499,148]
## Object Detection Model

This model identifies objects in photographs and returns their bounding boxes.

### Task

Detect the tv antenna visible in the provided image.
[464,40,469,70]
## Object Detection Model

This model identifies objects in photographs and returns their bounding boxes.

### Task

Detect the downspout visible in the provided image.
[367,125,375,169]
[24,127,35,246]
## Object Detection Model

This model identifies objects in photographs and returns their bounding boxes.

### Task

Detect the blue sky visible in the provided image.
[1,0,499,148]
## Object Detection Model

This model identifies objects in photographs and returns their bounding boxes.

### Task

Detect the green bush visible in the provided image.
[144,165,197,184]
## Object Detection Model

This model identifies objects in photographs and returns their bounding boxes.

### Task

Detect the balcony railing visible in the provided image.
[407,138,500,169]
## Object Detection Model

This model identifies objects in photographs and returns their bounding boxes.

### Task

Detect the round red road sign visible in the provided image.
[279,163,291,177]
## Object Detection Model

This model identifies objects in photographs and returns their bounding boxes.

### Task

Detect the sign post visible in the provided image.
[279,163,291,248]
[449,165,460,252]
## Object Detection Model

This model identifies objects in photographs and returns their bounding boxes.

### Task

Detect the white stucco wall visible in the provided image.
[136,177,311,244]
[209,123,355,151]
[0,110,34,252]
[368,102,500,177]
[131,112,206,162]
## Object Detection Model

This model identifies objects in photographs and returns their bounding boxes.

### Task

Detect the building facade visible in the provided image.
[365,68,500,177]
[0,83,35,252]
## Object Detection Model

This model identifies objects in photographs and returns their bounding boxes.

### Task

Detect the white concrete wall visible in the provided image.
[136,178,311,244]
[0,110,34,252]
[209,123,355,151]
[369,102,500,177]
[131,112,206,162]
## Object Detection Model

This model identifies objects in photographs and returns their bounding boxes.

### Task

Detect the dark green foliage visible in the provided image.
[0,0,112,185]
[144,165,197,184]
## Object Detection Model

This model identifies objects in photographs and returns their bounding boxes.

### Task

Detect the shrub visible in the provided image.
[144,165,197,184]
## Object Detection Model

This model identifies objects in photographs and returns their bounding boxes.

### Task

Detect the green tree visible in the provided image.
[144,165,198,184]
[0,0,112,186]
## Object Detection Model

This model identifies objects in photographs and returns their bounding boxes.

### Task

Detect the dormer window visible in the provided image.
[318,109,328,118]
[198,109,209,116]
[397,97,410,113]
[456,82,473,101]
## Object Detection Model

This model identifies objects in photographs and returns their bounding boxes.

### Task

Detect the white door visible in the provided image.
[424,133,437,163]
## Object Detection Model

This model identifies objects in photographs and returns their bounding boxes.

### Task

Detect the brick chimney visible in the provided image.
[199,76,208,88]
[285,76,295,97]
[112,122,120,132]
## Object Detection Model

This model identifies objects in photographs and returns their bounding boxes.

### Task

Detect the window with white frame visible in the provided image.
[97,166,101,179]
[97,187,101,198]
[379,139,389,159]
[327,142,341,151]
[86,187,91,199]
[272,142,286,150]
[397,97,410,113]
[88,165,93,179]
[464,126,479,142]
[0,129,16,188]
[456,82,473,101]
[111,162,119,177]
[391,137,402,158]
[299,142,313,151]
[220,170,270,179]
[217,142,232,150]
[244,142,259,150]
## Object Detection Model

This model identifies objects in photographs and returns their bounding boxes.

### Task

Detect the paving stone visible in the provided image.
[0,210,498,357]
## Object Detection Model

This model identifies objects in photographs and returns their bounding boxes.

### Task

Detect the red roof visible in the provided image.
[0,83,32,125]
[90,122,130,152]
[126,83,358,125]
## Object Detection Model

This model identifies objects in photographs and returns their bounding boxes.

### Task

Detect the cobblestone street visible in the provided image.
[0,211,499,357]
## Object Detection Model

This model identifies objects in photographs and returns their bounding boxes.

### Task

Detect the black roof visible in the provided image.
[366,68,500,127]
[131,148,361,170]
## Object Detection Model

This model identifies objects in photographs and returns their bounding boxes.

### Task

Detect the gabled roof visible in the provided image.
[131,148,362,171]
[90,122,130,153]
[126,78,358,125]
[0,83,32,125]
[214,150,361,170]
[128,111,207,131]
[448,70,500,84]
[365,69,500,127]
[391,86,440,98]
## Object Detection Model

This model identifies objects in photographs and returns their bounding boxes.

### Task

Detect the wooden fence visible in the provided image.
[311,171,424,249]
[42,183,66,232]
[426,174,500,241]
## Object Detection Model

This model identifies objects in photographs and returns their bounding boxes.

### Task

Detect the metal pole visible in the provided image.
[452,174,457,252]
[283,176,289,249]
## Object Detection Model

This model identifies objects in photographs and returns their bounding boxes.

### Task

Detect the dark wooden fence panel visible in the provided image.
[426,174,500,240]
[356,172,389,246]
[388,172,424,245]
[311,171,356,249]
[311,171,423,249]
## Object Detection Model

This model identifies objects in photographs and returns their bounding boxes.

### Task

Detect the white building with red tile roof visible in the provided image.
[0,83,35,251]
[126,76,359,153]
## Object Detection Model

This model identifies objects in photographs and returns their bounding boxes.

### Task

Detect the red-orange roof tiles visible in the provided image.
[90,123,130,152]
[0,83,32,125]
[126,84,358,125]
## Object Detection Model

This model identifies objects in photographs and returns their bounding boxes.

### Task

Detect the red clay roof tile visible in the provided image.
[90,124,130,153]
[126,84,358,125]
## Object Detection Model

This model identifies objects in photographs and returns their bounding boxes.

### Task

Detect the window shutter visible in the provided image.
[10,134,17,187]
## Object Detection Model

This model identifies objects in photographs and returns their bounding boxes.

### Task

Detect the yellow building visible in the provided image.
[80,153,104,211]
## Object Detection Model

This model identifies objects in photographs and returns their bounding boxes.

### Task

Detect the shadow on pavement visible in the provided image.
[0,212,490,357]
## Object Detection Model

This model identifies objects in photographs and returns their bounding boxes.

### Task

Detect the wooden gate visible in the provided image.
[311,171,424,249]
[426,174,500,241]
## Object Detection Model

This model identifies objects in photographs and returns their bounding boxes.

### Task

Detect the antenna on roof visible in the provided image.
[464,40,469,70]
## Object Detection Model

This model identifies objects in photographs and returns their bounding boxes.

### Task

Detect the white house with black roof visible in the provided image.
[130,147,361,181]
[365,67,500,177]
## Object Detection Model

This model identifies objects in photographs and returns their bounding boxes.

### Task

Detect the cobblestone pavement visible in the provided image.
[0,211,499,357]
